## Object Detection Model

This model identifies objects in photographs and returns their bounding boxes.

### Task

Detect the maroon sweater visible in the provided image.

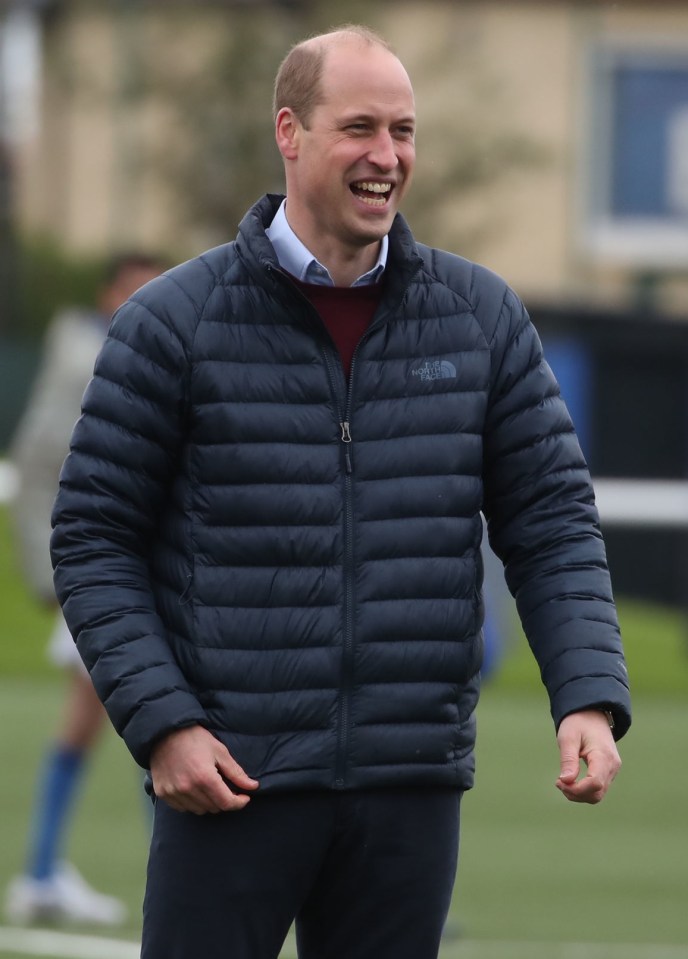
[294,279,384,378]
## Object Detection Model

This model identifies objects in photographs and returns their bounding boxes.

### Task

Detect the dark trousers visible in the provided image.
[141,786,462,959]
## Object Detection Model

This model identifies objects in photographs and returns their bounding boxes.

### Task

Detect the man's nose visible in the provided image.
[367,130,399,170]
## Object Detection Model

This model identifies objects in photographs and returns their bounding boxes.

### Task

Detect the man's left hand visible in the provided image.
[555,709,621,804]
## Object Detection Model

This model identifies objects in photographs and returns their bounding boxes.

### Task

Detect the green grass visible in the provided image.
[1,502,687,957]
[0,681,684,959]
[0,507,54,675]
[0,679,149,939]
[456,692,686,946]
[493,595,688,699]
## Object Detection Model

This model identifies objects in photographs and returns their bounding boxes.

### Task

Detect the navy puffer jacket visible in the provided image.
[51,194,630,792]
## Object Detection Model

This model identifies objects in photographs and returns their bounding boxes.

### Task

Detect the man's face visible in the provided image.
[279,41,416,258]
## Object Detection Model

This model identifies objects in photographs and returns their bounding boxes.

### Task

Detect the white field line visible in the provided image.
[1,929,686,959]
[439,942,688,959]
[0,927,139,959]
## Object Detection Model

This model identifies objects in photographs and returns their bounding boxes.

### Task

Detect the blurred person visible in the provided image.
[50,26,631,959]
[4,253,166,926]
[478,589,503,682]
[479,520,515,683]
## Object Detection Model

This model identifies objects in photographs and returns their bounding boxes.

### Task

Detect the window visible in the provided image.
[581,43,688,266]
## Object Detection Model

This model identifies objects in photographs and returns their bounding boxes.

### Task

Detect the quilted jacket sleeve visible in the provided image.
[481,280,631,739]
[50,275,209,768]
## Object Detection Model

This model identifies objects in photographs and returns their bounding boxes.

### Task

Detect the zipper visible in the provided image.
[324,325,394,787]
[340,420,352,473]
[334,452,355,788]
[265,265,394,788]
[329,345,370,787]
[318,343,355,788]
[334,386,355,788]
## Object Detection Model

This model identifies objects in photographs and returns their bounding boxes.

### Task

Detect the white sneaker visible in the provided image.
[4,862,127,926]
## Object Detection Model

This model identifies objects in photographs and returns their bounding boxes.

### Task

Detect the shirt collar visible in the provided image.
[265,199,388,287]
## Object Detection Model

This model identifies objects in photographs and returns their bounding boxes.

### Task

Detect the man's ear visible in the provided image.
[275,107,301,160]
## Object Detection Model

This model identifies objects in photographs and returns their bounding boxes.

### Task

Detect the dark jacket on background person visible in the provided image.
[50,193,631,793]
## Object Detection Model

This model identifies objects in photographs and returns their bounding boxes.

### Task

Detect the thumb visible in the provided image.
[215,748,260,792]
[557,742,581,785]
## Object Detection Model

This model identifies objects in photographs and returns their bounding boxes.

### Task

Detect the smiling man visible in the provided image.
[50,25,631,959]
[273,31,416,285]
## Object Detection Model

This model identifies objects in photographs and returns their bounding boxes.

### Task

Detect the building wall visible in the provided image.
[13,0,688,316]
[18,6,231,255]
[392,0,688,316]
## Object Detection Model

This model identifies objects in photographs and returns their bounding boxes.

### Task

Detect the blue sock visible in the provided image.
[26,744,86,881]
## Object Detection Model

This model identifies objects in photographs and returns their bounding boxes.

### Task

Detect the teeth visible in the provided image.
[353,181,392,194]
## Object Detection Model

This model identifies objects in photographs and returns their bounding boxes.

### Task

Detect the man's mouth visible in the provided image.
[350,181,393,207]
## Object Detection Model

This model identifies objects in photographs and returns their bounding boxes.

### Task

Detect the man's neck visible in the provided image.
[294,236,381,287]
[283,205,382,287]
[316,245,381,288]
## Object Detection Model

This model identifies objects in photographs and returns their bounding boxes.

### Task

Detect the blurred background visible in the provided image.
[0,1,686,958]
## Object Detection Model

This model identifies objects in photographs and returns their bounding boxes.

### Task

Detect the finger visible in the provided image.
[213,791,252,813]
[153,770,229,815]
[557,747,581,785]
[556,773,607,804]
[160,780,246,815]
[556,752,614,803]
[194,767,255,813]
[159,792,216,815]
[216,753,260,792]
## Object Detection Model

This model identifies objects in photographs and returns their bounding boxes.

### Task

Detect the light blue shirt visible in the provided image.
[265,199,388,287]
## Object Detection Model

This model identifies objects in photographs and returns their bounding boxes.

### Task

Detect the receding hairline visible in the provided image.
[272,25,400,124]
[300,25,395,57]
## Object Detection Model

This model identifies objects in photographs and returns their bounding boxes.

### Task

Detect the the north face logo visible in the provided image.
[411,359,457,382]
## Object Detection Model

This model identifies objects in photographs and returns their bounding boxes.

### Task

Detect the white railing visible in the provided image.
[1,461,686,528]
[593,479,688,528]
[0,460,18,504]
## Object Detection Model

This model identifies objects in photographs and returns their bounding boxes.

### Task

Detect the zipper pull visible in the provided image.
[340,421,353,473]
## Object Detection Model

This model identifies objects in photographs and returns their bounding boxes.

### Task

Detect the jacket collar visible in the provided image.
[237,194,423,296]
[266,198,388,287]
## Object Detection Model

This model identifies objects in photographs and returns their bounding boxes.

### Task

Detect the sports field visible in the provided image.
[0,505,686,959]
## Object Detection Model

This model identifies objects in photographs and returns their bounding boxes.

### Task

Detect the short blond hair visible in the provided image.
[272,25,394,128]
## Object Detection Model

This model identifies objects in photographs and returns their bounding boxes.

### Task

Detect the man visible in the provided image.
[50,26,631,959]
[6,254,165,925]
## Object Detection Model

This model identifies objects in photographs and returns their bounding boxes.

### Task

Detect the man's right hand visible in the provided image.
[150,725,259,815]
